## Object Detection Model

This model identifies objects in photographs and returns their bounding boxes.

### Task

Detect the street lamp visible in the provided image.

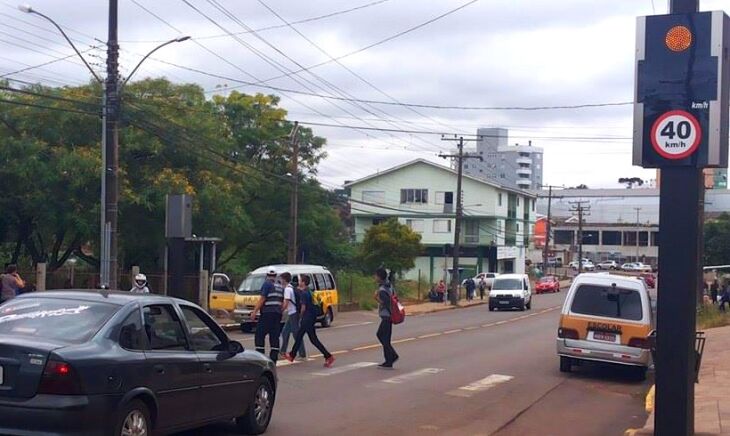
[19,3,190,289]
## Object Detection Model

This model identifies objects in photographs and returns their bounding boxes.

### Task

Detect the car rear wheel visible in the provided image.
[489,305,495,311]
[321,308,333,327]
[241,323,254,333]
[115,400,151,436]
[559,356,572,373]
[237,377,275,435]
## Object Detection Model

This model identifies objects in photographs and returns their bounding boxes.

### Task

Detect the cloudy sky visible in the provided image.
[2,0,727,189]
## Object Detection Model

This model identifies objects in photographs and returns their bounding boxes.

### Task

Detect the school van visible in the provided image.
[488,273,532,311]
[557,273,654,379]
[233,264,339,332]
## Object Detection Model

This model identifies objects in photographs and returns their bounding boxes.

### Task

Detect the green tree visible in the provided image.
[704,213,730,266]
[358,218,422,276]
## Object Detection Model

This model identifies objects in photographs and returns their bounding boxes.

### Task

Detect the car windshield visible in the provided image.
[493,278,523,290]
[570,285,643,321]
[0,298,117,343]
[237,274,267,295]
[539,277,555,283]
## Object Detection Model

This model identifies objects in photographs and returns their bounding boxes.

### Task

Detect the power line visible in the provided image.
[0,97,100,116]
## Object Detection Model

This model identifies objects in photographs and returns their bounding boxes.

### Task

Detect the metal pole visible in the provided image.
[105,0,120,289]
[654,3,701,434]
[450,137,465,306]
[635,207,641,261]
[211,243,216,272]
[543,186,553,273]
[287,122,301,264]
[577,206,583,274]
[99,86,107,287]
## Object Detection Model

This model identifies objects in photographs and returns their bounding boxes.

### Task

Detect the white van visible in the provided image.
[488,273,532,311]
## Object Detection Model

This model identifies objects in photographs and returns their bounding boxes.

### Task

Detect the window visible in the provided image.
[433,219,452,233]
[435,191,453,205]
[532,200,535,212]
[519,173,531,178]
[516,197,520,207]
[362,191,385,205]
[406,219,424,233]
[581,230,600,245]
[651,231,659,247]
[554,230,574,245]
[639,231,649,247]
[314,274,327,290]
[493,278,524,290]
[180,306,224,352]
[602,231,622,246]
[212,275,232,292]
[498,193,502,207]
[0,299,117,344]
[143,305,188,351]
[623,232,638,246]
[326,274,336,289]
[119,311,147,351]
[400,189,428,204]
[570,285,643,321]
[372,217,385,226]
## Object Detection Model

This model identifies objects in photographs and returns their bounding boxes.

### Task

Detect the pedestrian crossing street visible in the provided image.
[277,358,514,398]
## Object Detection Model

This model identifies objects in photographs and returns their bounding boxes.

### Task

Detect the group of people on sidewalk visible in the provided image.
[251,266,400,369]
[428,276,489,303]
[705,278,730,311]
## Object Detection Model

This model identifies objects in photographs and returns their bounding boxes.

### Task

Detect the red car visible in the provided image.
[639,273,656,289]
[536,276,560,294]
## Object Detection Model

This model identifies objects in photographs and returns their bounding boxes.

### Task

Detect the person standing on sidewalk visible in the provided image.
[465,277,476,301]
[478,276,487,300]
[374,267,399,368]
[280,272,306,359]
[251,268,285,362]
[284,275,334,368]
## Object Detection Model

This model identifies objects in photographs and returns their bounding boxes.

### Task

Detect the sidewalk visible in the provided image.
[628,324,730,435]
[404,297,489,316]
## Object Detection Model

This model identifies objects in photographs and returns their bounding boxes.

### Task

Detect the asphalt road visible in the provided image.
[180,291,648,436]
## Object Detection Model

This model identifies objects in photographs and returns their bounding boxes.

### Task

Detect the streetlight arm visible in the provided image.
[121,36,190,89]
[19,6,103,83]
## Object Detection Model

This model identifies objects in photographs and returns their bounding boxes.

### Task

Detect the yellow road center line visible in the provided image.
[392,337,417,344]
[418,333,442,339]
[444,329,462,334]
[464,326,479,331]
[352,344,381,351]
[331,350,349,355]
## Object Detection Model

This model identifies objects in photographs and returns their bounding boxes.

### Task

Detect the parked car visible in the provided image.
[596,260,619,270]
[639,273,656,289]
[634,263,654,273]
[535,276,561,294]
[489,274,532,311]
[462,272,499,289]
[569,260,595,271]
[209,272,236,313]
[622,262,638,271]
[557,273,654,380]
[0,291,277,436]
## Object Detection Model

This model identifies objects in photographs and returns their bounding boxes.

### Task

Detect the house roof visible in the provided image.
[343,158,536,198]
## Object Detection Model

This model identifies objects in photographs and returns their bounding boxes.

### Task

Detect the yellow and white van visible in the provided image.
[233,264,339,332]
[557,273,654,379]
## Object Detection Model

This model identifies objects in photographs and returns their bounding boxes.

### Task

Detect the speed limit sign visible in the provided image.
[650,110,702,160]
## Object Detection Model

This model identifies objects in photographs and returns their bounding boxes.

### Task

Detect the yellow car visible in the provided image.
[233,265,339,333]
[209,273,236,312]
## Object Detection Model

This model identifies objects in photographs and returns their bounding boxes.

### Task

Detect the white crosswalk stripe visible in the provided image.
[381,368,444,384]
[311,361,378,376]
[447,374,514,397]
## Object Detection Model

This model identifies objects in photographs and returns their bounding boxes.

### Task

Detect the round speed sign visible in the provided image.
[650,110,702,160]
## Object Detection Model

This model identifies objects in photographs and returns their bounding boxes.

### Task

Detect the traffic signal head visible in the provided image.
[633,11,730,168]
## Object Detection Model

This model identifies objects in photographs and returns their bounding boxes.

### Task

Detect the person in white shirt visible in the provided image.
[130,273,151,293]
[279,272,306,359]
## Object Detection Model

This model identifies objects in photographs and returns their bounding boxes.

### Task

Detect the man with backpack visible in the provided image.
[284,275,334,368]
[280,272,306,359]
[374,267,399,368]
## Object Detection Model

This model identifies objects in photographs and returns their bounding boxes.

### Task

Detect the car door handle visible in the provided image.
[203,363,212,373]
[154,364,165,375]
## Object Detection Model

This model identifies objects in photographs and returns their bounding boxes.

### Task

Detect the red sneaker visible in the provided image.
[324,356,335,368]
[284,353,295,363]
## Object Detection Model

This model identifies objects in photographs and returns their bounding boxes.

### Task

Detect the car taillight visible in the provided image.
[558,328,579,340]
[628,337,651,349]
[38,360,84,395]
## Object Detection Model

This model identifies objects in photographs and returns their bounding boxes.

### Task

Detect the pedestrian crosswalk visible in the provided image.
[446,374,514,398]
[311,361,379,376]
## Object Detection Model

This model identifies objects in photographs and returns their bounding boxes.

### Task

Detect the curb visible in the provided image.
[406,300,489,316]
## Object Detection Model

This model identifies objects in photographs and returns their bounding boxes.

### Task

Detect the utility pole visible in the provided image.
[569,201,590,273]
[287,122,301,264]
[634,207,642,262]
[103,0,120,289]
[440,135,482,305]
[539,185,563,273]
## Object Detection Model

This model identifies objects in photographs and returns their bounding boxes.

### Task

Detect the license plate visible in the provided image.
[593,332,616,342]
[499,300,510,305]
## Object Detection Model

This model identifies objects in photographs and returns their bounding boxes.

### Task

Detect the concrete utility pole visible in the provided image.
[287,121,301,264]
[540,185,563,273]
[634,207,642,261]
[569,201,590,273]
[104,0,120,289]
[439,136,482,305]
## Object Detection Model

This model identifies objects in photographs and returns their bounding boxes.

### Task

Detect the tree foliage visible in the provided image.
[358,218,422,276]
[704,213,730,266]
[618,177,644,189]
[0,78,348,274]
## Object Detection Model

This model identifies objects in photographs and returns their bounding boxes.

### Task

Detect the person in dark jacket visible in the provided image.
[284,275,334,368]
[251,268,285,362]
[374,267,398,368]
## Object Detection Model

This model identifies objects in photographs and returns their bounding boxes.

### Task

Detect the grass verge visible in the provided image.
[697,305,730,330]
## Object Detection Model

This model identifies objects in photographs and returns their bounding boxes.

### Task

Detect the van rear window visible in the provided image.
[570,285,643,321]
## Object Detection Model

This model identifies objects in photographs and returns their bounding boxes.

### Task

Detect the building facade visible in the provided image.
[458,127,544,190]
[345,159,536,283]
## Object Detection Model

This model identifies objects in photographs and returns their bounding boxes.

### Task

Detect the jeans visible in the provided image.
[255,312,282,362]
[290,316,331,359]
[377,317,398,364]
[281,312,306,357]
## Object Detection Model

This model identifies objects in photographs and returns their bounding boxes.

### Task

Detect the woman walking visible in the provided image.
[284,275,335,368]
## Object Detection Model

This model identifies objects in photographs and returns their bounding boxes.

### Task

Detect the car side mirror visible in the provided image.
[228,340,244,355]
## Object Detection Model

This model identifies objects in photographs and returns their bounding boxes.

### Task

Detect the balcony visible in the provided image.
[516,167,532,176]
[516,179,532,187]
[516,156,532,165]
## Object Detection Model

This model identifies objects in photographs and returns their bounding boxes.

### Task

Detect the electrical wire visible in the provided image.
[0,97,100,116]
